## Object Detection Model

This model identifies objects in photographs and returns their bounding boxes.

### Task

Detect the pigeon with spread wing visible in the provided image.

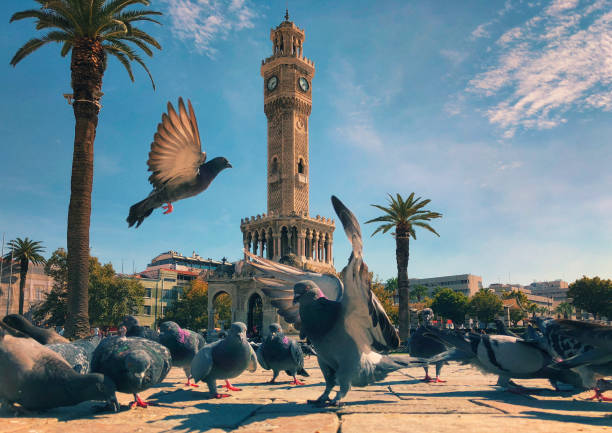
[245,196,429,406]
[127,97,232,228]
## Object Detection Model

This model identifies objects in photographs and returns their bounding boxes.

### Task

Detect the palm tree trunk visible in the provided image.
[18,258,28,315]
[64,38,105,339]
[395,227,410,343]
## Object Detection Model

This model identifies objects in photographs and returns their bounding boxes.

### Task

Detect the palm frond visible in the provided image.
[10,31,71,66]
[412,221,440,237]
[60,40,72,57]
[105,45,134,82]
[101,0,151,17]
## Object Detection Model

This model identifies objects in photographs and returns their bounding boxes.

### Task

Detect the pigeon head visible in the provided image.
[121,315,139,331]
[293,281,325,305]
[418,308,434,324]
[268,323,283,336]
[159,321,180,334]
[204,156,233,174]
[125,350,150,385]
[228,322,248,341]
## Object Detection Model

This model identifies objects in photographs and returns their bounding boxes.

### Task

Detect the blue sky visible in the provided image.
[1,0,612,286]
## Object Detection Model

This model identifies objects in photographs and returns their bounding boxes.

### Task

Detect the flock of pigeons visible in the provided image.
[0,195,611,414]
[2,94,611,414]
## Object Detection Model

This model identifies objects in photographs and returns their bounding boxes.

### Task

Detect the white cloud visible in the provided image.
[162,0,258,58]
[468,0,612,136]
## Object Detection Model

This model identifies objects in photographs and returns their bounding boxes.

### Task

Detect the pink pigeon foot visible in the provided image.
[130,394,152,409]
[585,389,612,402]
[162,202,174,214]
[291,377,306,386]
[222,380,242,391]
[185,378,199,387]
[215,393,232,399]
[431,377,446,383]
[421,374,433,382]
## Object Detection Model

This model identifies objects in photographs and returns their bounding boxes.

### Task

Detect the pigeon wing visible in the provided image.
[147,98,206,190]
[191,345,214,382]
[244,250,343,329]
[332,195,400,351]
[247,343,258,372]
[256,343,270,370]
[289,339,305,369]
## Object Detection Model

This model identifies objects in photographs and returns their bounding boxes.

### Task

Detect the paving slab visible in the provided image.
[0,357,610,432]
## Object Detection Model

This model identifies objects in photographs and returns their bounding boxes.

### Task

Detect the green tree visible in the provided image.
[509,308,526,326]
[410,284,428,302]
[469,289,503,324]
[366,193,442,343]
[568,276,612,319]
[430,288,468,324]
[372,278,398,326]
[501,290,529,306]
[34,248,144,328]
[4,237,46,315]
[10,0,162,339]
[163,280,209,331]
[212,292,232,329]
[555,301,574,319]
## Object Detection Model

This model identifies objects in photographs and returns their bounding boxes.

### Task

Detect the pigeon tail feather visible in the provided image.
[127,194,159,228]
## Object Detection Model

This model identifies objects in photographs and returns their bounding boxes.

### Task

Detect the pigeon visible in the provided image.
[0,321,119,412]
[533,318,612,401]
[2,314,69,345]
[191,322,257,398]
[121,315,160,342]
[245,196,430,406]
[409,308,449,383]
[158,321,206,387]
[423,326,586,392]
[91,336,172,408]
[127,97,232,228]
[256,323,309,385]
[47,335,102,374]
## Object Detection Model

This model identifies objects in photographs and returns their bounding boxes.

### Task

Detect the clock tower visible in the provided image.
[241,11,335,273]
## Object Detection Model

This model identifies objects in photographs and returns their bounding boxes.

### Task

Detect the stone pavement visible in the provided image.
[1,356,611,432]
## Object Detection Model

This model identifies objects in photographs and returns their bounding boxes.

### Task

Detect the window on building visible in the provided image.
[145,288,152,298]
[164,278,175,282]
[271,157,279,173]
[143,305,151,315]
[297,158,305,174]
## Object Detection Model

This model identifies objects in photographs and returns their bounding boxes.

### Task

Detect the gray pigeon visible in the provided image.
[409,308,449,382]
[2,314,69,345]
[0,321,119,412]
[127,97,232,228]
[533,318,612,401]
[191,322,257,398]
[423,326,587,392]
[121,315,160,342]
[245,196,428,406]
[158,321,206,387]
[256,323,309,385]
[91,336,172,408]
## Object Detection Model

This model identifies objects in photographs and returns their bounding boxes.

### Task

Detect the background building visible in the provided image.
[0,259,54,317]
[526,280,569,302]
[409,274,483,298]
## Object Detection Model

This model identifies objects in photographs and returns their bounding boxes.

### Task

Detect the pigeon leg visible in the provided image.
[307,363,335,405]
[432,362,446,383]
[162,203,174,214]
[421,365,433,382]
[585,388,612,402]
[207,379,231,399]
[326,382,350,407]
[292,375,306,386]
[130,393,151,409]
[222,379,242,391]
[267,370,279,384]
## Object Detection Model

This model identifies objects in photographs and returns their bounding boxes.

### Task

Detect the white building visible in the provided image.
[409,274,483,298]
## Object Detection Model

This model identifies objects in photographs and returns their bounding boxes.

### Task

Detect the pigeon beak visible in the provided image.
[226,162,233,168]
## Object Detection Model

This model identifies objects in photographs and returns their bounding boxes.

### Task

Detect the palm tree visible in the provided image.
[10,1,162,338]
[4,238,46,315]
[366,193,442,343]
[555,301,574,319]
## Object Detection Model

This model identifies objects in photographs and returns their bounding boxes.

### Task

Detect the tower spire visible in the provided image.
[285,8,289,21]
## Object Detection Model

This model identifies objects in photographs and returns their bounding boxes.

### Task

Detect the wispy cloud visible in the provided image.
[162,0,258,58]
[468,0,612,137]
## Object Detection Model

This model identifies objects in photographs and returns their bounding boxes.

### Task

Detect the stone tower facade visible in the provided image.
[240,12,335,273]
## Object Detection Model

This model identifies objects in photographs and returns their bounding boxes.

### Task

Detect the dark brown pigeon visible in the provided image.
[127,97,232,228]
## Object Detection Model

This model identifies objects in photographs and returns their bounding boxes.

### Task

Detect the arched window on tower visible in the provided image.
[271,157,279,173]
[297,158,305,174]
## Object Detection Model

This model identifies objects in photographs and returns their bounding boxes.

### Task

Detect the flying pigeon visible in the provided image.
[532,318,612,401]
[256,323,309,385]
[245,196,430,406]
[2,314,69,345]
[91,336,172,408]
[423,326,586,393]
[190,322,257,398]
[0,321,119,412]
[158,321,206,387]
[127,97,232,228]
[409,308,449,383]
[121,315,160,342]
[47,335,102,374]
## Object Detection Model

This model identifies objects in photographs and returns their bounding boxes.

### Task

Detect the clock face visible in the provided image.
[298,77,309,92]
[267,76,278,91]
